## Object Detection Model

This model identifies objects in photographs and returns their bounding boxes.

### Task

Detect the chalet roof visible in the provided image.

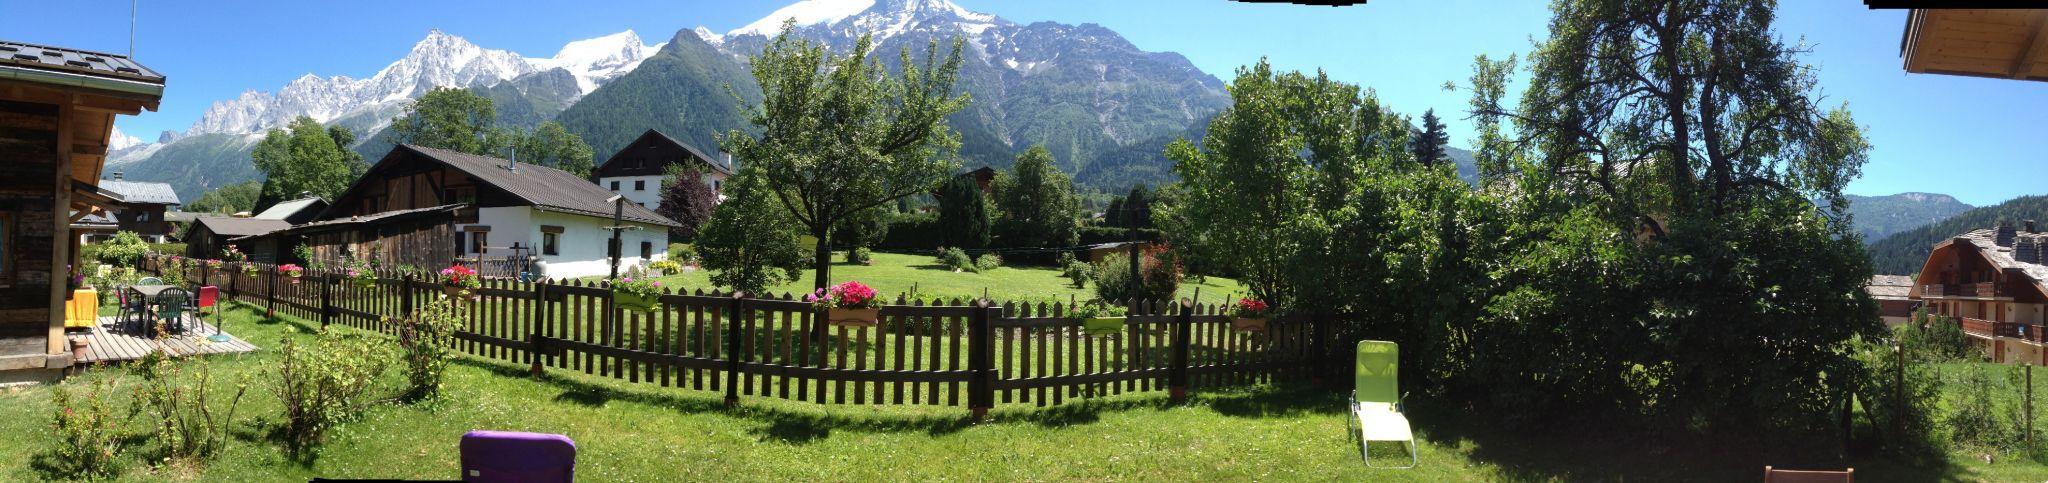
[71,211,117,228]
[163,211,198,223]
[96,179,180,205]
[394,145,680,227]
[254,196,325,220]
[1901,9,2048,83]
[598,129,735,176]
[0,40,166,93]
[1867,274,1914,300]
[1946,227,2048,283]
[240,204,464,241]
[190,216,291,238]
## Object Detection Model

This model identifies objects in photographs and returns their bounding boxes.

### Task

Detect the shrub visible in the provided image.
[1062,260,1092,288]
[848,247,873,265]
[1092,250,1181,302]
[1853,338,1946,457]
[1948,364,2018,450]
[132,355,248,461]
[271,330,390,456]
[936,247,974,272]
[878,212,943,250]
[974,253,1003,272]
[49,376,123,480]
[1902,309,1974,361]
[667,243,698,264]
[648,259,685,275]
[83,231,150,268]
[400,300,463,402]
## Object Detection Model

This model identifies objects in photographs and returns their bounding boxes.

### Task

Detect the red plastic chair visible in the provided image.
[196,286,222,340]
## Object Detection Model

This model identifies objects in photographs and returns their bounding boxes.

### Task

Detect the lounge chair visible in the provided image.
[1764,466,1853,482]
[1351,340,1416,469]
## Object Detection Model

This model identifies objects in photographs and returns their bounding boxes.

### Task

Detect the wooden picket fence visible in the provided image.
[144,255,1352,418]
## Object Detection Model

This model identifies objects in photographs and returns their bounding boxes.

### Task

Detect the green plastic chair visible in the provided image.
[136,277,163,286]
[1351,340,1415,469]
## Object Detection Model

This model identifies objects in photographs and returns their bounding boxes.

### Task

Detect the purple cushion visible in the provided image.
[460,431,576,483]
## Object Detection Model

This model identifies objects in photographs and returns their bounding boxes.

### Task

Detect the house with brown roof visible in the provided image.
[1866,274,1917,327]
[0,38,165,377]
[593,129,734,211]
[1909,221,2048,364]
[240,144,679,279]
[183,216,293,262]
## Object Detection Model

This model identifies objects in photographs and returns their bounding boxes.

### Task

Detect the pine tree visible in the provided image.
[1411,108,1449,167]
[937,175,990,248]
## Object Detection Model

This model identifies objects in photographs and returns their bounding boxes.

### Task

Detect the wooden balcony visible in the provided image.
[1923,282,2001,298]
[1962,317,1996,337]
[1963,317,2048,343]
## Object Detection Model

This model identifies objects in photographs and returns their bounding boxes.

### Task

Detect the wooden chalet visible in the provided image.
[594,129,734,211]
[1910,221,2048,364]
[0,39,165,377]
[87,172,180,242]
[183,216,291,262]
[1902,9,2048,82]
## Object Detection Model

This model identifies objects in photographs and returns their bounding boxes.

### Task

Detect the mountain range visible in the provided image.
[112,0,1467,201]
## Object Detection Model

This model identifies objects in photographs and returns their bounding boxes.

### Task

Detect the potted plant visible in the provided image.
[1229,297,1271,332]
[612,277,663,314]
[277,264,304,284]
[70,338,88,361]
[809,281,881,328]
[342,258,377,289]
[1072,302,1128,336]
[439,265,479,302]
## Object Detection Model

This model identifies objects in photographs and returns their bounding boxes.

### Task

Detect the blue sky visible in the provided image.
[6,1,2043,205]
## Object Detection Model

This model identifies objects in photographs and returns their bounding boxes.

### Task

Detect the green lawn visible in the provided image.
[3,302,2043,481]
[642,251,1247,304]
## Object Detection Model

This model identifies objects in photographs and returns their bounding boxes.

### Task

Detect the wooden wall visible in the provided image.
[0,100,59,338]
[304,214,456,270]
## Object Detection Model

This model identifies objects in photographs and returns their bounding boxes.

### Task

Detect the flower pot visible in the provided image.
[615,292,661,314]
[286,276,301,285]
[827,307,880,328]
[352,278,377,290]
[70,339,88,361]
[1082,317,1126,336]
[1232,317,1268,333]
[443,285,471,303]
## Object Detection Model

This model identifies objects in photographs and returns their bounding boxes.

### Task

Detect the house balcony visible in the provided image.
[1923,282,2002,299]
[1962,317,2048,344]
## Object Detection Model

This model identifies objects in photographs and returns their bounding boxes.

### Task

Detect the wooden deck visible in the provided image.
[65,316,259,364]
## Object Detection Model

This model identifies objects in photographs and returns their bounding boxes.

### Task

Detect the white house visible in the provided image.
[593,129,734,210]
[243,144,678,280]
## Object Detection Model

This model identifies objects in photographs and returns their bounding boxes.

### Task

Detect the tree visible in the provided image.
[1103,197,1124,227]
[993,146,1081,248]
[656,164,718,241]
[251,116,366,209]
[390,87,512,155]
[1462,0,1878,435]
[695,171,806,294]
[1410,108,1449,167]
[513,121,595,177]
[1118,185,1154,230]
[188,180,262,214]
[936,175,990,248]
[717,22,970,291]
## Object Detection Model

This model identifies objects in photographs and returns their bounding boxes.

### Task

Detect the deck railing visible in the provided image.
[140,254,1347,419]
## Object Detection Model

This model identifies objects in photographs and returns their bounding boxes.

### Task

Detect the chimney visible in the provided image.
[299,191,313,200]
[722,152,735,170]
[110,171,122,181]
[2019,238,2040,265]
[2028,220,2037,233]
[1997,221,2017,247]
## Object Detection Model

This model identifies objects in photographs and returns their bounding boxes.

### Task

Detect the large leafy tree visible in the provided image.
[188,180,262,214]
[718,22,970,290]
[512,121,596,177]
[1463,0,1878,434]
[936,175,990,248]
[695,170,806,294]
[390,87,514,155]
[993,146,1081,248]
[251,116,366,209]
[657,164,718,241]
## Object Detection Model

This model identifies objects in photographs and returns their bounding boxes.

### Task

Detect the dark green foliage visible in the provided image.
[877,212,943,250]
[555,29,761,157]
[511,121,595,177]
[657,165,718,241]
[82,231,151,268]
[1851,337,1946,458]
[116,133,262,202]
[1901,309,1973,361]
[937,176,991,249]
[695,172,807,294]
[1113,185,1154,229]
[270,329,390,456]
[251,116,367,208]
[1869,195,2048,275]
[936,247,974,272]
[974,253,1003,272]
[389,87,513,156]
[833,207,892,251]
[1410,108,1449,167]
[1091,250,1179,302]
[847,247,873,265]
[187,180,262,215]
[993,146,1082,249]
[1061,252,1092,288]
[1948,365,2019,450]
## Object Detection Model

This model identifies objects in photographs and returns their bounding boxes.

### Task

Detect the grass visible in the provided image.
[643,251,1247,304]
[4,303,2046,481]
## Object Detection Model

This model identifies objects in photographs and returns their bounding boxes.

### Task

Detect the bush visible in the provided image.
[1092,250,1181,302]
[49,376,123,480]
[1853,338,1945,458]
[937,247,974,272]
[668,243,697,264]
[1063,260,1093,288]
[1948,364,2019,450]
[400,300,463,402]
[83,231,150,268]
[878,212,943,250]
[974,253,1003,272]
[271,329,390,455]
[848,247,873,265]
[1902,309,1974,361]
[132,355,248,461]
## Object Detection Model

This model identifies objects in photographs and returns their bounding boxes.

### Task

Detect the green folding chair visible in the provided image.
[1351,340,1416,469]
[137,277,163,286]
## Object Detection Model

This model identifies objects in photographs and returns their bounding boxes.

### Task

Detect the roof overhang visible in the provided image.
[1903,9,2048,82]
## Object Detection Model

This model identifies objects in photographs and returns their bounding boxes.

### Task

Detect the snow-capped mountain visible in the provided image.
[174,29,656,141]
[108,127,144,151]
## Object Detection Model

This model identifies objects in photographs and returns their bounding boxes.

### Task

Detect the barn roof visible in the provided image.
[394,145,679,227]
[96,179,180,205]
[190,216,291,237]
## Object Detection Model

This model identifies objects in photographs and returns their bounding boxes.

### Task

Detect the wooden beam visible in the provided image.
[70,143,105,156]
[49,95,75,358]
[2013,11,2048,79]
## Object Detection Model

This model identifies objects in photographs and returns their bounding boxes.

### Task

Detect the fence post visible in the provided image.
[318,271,332,328]
[1170,298,1192,403]
[265,267,276,317]
[725,292,746,407]
[969,299,994,421]
[401,273,416,315]
[530,281,549,377]
[2030,364,2036,448]
[1893,344,1904,440]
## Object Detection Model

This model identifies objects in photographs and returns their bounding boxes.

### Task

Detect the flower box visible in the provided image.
[442,285,470,303]
[615,291,661,314]
[827,307,880,328]
[1232,317,1268,333]
[1083,317,1126,336]
[352,278,378,289]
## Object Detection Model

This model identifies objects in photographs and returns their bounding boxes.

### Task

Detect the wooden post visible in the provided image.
[318,271,332,328]
[1170,298,1192,403]
[968,299,994,421]
[2030,364,2036,447]
[725,292,746,407]
[266,267,276,317]
[530,281,549,377]
[1894,344,1904,439]
[401,273,415,315]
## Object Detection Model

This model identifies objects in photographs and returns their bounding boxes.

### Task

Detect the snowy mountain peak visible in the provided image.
[108,127,144,150]
[730,0,877,37]
[527,30,662,94]
[729,0,1004,44]
[693,26,725,45]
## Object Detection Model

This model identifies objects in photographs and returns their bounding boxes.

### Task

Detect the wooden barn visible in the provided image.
[0,39,164,377]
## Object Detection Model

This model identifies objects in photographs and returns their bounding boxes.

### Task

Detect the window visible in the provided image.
[442,186,475,204]
[136,211,150,222]
[543,232,560,256]
[470,231,489,255]
[640,241,653,260]
[634,180,646,191]
[610,181,620,190]
[454,232,465,255]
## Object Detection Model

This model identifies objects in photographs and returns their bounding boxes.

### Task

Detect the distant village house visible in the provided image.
[594,129,734,211]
